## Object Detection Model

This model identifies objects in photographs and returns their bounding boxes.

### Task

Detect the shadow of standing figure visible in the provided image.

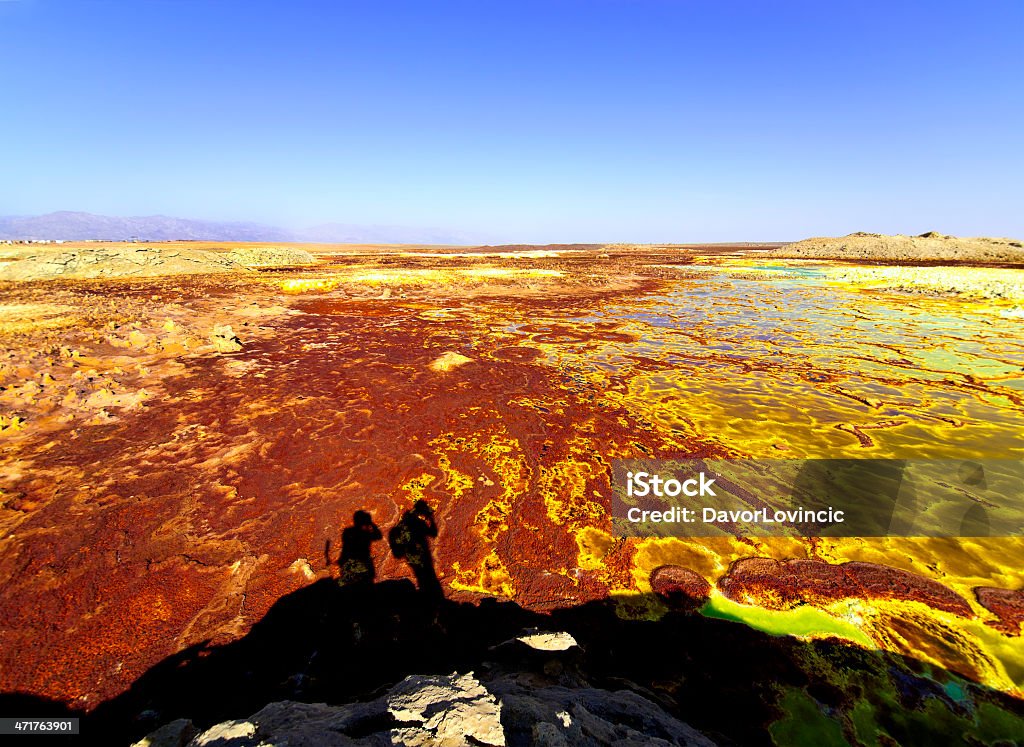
[388,499,443,600]
[338,510,382,586]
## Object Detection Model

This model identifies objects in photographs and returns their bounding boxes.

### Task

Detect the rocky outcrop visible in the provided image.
[719,558,973,617]
[768,232,1024,263]
[0,244,318,282]
[0,246,240,281]
[389,672,505,746]
[495,681,715,746]
[131,624,716,747]
[225,246,317,267]
[133,666,716,747]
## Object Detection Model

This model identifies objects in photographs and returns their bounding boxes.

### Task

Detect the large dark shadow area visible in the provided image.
[5,575,1022,746]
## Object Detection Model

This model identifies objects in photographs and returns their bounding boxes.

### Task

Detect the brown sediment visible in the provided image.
[975,587,1024,636]
[718,558,973,617]
[649,565,711,611]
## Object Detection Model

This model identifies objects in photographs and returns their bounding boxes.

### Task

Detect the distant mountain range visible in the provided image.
[0,211,486,245]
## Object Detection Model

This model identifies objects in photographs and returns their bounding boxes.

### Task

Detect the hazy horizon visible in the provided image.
[3,1,1022,243]
[7,208,1019,246]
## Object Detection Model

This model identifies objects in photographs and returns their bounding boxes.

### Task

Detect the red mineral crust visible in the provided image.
[718,558,973,617]
[650,565,711,612]
[974,587,1024,636]
[4,242,1019,717]
[0,255,734,711]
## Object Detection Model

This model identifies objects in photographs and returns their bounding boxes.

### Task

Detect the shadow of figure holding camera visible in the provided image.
[388,500,443,600]
[337,510,382,587]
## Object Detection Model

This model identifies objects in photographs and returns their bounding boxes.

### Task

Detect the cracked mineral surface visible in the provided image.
[0,241,1022,734]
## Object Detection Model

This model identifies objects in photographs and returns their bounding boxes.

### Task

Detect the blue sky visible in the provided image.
[2,1,1022,242]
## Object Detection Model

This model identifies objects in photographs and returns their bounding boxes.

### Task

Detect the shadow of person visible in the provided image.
[388,499,443,600]
[90,573,1024,747]
[338,510,382,587]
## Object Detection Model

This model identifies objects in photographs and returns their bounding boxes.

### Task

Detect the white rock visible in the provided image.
[388,672,505,746]
[189,719,256,745]
[516,631,579,651]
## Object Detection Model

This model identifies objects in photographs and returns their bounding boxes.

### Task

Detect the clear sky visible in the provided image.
[2,0,1022,242]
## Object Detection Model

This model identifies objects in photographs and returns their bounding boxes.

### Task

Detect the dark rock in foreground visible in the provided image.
[134,668,717,747]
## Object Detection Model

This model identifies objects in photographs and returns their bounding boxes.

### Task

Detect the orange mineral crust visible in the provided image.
[1,243,1023,711]
[718,557,973,616]
[650,564,712,611]
[976,587,1024,636]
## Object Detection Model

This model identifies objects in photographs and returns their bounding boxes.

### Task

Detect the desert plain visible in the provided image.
[1,235,1023,744]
